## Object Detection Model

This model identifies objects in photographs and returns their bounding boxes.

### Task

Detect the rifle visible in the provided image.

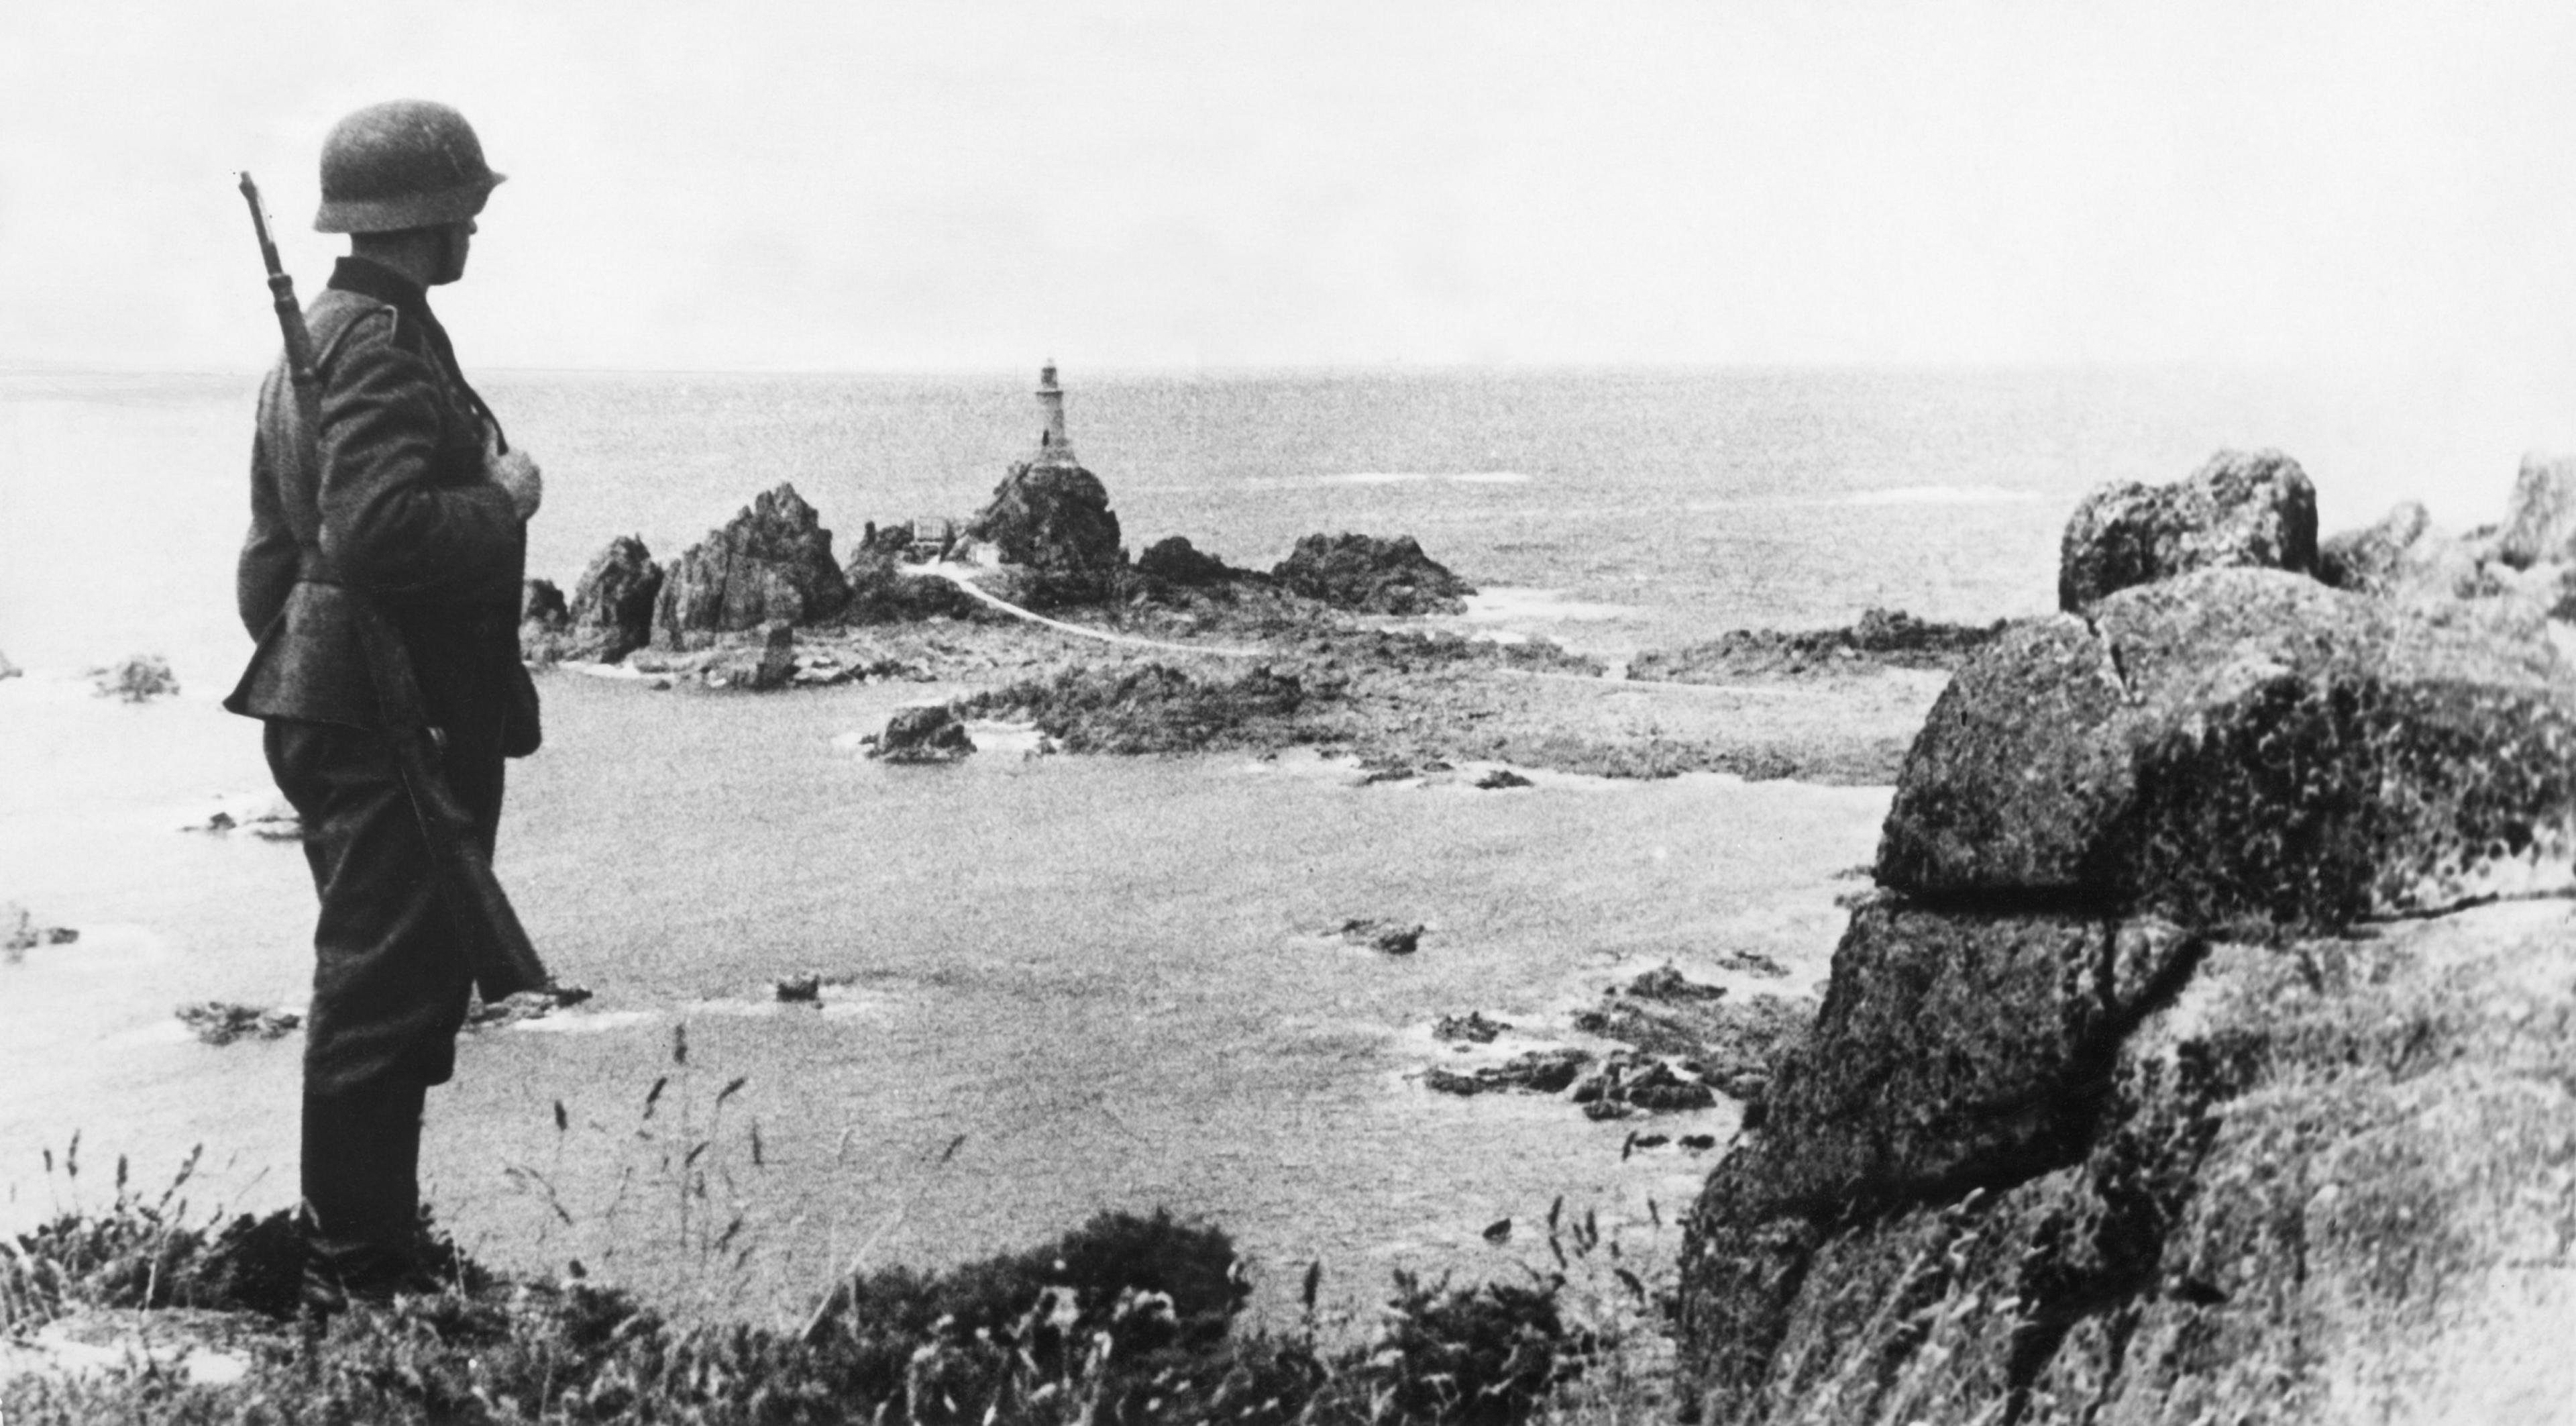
[235,171,554,1003]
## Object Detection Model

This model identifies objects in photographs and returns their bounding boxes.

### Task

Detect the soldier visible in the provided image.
[225,99,543,1304]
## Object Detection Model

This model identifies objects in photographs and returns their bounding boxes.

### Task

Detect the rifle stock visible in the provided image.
[236,171,553,1003]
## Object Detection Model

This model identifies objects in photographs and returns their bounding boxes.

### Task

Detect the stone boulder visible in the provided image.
[1135,536,1241,588]
[563,536,665,663]
[1271,533,1474,615]
[2496,449,2576,569]
[654,485,851,648]
[1678,900,2576,1426]
[2057,448,2318,611]
[1878,567,2576,933]
[2315,497,2495,606]
[0,648,18,680]
[869,704,975,763]
[963,461,1124,606]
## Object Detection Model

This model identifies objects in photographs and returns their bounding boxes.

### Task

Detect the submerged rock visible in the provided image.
[2057,448,2318,611]
[176,1003,301,1046]
[3,903,78,960]
[1424,1048,1593,1097]
[1271,533,1474,616]
[1339,918,1424,955]
[655,484,851,646]
[1432,1011,1510,1043]
[869,705,976,763]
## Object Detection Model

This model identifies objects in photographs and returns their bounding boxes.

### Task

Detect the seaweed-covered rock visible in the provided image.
[2057,448,2318,611]
[1880,567,2576,931]
[958,663,1309,754]
[1272,533,1474,616]
[964,462,1124,606]
[2497,449,2576,569]
[654,485,851,646]
[563,535,665,662]
[1627,609,2003,681]
[869,705,975,763]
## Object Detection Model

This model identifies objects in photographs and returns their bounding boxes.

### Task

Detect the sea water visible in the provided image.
[0,364,2488,1323]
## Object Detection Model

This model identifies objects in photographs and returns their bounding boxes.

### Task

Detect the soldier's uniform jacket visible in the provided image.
[225,257,539,759]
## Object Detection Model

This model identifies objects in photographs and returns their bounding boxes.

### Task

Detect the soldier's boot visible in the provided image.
[300,1078,436,1313]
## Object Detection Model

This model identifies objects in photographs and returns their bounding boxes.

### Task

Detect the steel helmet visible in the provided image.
[313,99,505,234]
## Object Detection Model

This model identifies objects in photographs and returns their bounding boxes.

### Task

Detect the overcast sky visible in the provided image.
[6,0,2576,377]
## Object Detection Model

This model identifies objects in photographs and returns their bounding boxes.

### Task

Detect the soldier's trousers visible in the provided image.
[264,719,502,1270]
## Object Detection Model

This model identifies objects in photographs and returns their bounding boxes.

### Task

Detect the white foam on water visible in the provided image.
[1252,470,1537,489]
[1687,483,2041,511]
[506,1009,657,1035]
[1460,588,1641,623]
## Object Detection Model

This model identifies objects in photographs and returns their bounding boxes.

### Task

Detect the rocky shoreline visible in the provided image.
[1672,448,2576,1424]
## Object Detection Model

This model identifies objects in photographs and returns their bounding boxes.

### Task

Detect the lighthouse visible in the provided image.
[1032,360,1077,468]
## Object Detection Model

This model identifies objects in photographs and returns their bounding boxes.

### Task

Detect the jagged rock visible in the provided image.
[1879,567,2576,932]
[1136,536,1240,588]
[563,536,664,662]
[842,530,984,623]
[963,462,1124,606]
[654,485,851,647]
[518,578,571,664]
[1678,900,2576,1426]
[2057,448,2319,611]
[2496,449,2576,568]
[869,705,975,763]
[1271,533,1474,616]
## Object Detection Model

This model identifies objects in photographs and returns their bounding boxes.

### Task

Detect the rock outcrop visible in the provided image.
[654,485,851,648]
[1136,536,1242,589]
[518,579,571,664]
[1676,556,2576,1425]
[1878,567,2576,933]
[869,705,975,763]
[2496,449,2576,569]
[841,525,983,623]
[564,536,665,662]
[1271,533,1474,616]
[2057,449,2318,611]
[963,461,1124,607]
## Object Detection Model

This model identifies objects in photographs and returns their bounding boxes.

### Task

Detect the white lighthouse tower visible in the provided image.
[1032,360,1077,468]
